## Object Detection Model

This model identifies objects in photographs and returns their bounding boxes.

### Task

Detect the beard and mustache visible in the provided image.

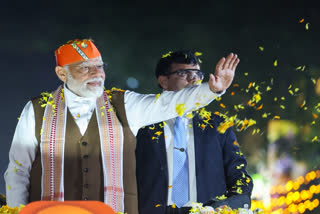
[66,71,104,98]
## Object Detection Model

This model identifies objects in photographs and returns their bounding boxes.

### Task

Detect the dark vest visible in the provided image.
[29,91,138,214]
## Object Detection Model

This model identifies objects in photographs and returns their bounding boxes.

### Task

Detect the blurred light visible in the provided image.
[292,191,300,202]
[309,185,316,193]
[297,176,304,185]
[304,200,311,209]
[288,204,297,213]
[301,190,308,200]
[285,181,293,192]
[126,77,139,89]
[298,203,306,213]
[293,181,300,190]
[310,171,316,180]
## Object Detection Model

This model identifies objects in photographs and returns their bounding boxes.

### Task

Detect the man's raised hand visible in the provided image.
[209,53,239,93]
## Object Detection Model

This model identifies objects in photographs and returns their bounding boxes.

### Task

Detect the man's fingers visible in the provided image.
[229,54,238,70]
[222,53,234,70]
[232,58,240,71]
[216,57,225,73]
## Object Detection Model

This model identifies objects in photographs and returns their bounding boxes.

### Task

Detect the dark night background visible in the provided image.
[1,0,320,210]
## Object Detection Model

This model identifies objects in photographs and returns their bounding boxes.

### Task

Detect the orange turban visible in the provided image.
[55,39,101,66]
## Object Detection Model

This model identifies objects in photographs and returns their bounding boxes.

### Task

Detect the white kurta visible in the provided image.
[4,83,222,207]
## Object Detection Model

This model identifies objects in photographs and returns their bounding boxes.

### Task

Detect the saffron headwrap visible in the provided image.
[40,85,124,212]
[55,39,101,66]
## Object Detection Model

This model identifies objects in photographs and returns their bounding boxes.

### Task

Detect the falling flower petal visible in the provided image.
[305,22,310,30]
[273,60,278,67]
[256,104,263,110]
[15,160,22,166]
[162,51,172,58]
[155,131,163,136]
[258,46,264,51]
[289,90,294,95]
[313,113,318,119]
[216,195,227,200]
[233,84,239,87]
[312,136,318,142]
[194,51,202,56]
[176,104,186,116]
[299,18,304,23]
[155,93,161,101]
[236,164,244,169]
[155,204,161,207]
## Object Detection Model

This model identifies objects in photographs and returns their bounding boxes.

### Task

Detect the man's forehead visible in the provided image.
[170,63,200,71]
[68,57,103,66]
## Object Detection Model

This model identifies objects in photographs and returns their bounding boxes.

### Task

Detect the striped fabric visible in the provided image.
[40,85,124,212]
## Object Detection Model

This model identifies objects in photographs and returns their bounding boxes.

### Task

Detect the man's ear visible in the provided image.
[55,66,67,83]
[158,76,168,90]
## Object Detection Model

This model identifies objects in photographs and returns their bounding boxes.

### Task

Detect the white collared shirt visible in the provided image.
[164,117,197,207]
[4,83,223,207]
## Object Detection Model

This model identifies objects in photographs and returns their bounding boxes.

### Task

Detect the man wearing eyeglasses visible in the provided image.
[136,50,253,214]
[4,40,236,214]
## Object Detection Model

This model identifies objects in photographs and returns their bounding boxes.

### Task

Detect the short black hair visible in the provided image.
[155,50,201,78]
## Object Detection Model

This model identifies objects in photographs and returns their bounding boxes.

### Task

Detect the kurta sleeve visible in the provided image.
[4,101,38,207]
[124,82,224,136]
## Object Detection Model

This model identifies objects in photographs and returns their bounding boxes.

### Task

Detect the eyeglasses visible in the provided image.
[164,69,204,80]
[69,63,106,74]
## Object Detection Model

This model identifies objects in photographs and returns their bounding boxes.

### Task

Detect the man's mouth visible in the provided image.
[87,81,101,87]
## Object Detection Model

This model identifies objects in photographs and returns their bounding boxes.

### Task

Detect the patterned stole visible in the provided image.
[40,85,124,212]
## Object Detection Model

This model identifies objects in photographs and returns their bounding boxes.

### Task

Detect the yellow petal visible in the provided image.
[155,204,161,207]
[176,103,186,116]
[273,115,280,120]
[258,46,264,51]
[244,72,248,76]
[273,60,278,67]
[155,131,163,136]
[194,51,202,56]
[155,93,161,101]
[305,22,310,30]
[289,90,294,95]
[171,204,176,208]
[15,160,22,166]
[256,104,263,110]
[312,136,318,142]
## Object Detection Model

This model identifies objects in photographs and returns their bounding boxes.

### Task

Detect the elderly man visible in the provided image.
[136,50,252,214]
[4,39,238,214]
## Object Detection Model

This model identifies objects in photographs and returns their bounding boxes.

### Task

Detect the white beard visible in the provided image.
[66,72,104,98]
